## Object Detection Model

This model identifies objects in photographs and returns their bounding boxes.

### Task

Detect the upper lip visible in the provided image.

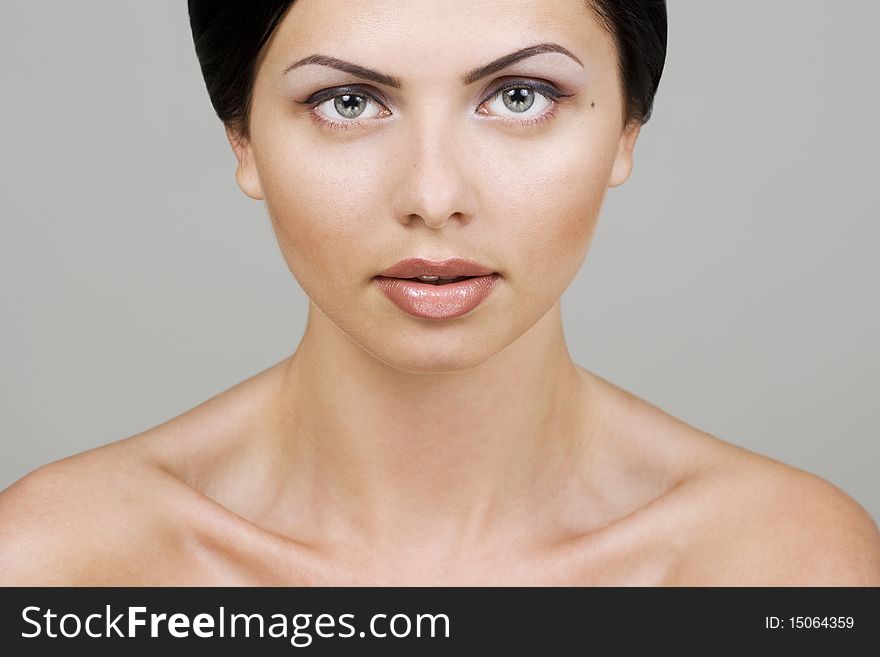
[376,257,497,279]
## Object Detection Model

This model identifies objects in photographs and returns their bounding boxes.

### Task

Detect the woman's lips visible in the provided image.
[376,257,496,279]
[373,273,501,319]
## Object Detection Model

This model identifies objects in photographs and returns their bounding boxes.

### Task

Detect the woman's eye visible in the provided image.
[312,90,388,123]
[478,83,559,120]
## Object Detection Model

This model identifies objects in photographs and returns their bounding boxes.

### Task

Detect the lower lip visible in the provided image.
[373,274,501,319]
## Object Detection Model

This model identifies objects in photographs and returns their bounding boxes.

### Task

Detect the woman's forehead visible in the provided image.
[277,0,598,31]
[261,0,611,86]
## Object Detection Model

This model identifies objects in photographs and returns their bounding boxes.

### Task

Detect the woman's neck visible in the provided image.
[263,299,599,557]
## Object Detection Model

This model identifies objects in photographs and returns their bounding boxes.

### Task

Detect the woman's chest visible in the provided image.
[164,524,682,586]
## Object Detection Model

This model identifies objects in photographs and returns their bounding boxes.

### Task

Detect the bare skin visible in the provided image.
[1,353,878,586]
[2,0,880,585]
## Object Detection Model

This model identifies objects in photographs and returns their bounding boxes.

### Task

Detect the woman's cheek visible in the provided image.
[261,162,379,296]
[500,141,608,293]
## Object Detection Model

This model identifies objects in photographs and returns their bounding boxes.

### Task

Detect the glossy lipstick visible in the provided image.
[374,257,501,319]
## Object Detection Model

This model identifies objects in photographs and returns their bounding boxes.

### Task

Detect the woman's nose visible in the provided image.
[391,116,478,230]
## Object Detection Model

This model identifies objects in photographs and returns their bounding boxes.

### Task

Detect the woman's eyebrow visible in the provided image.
[282,42,583,88]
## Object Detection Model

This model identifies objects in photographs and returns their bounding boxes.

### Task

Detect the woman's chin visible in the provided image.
[361,338,501,374]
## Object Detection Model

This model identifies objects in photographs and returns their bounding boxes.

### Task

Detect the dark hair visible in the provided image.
[188,1,293,142]
[188,1,667,140]
[590,0,667,126]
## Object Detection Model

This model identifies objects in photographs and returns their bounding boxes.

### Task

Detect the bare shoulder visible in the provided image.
[578,368,880,585]
[670,450,880,585]
[0,438,185,585]
[0,361,296,585]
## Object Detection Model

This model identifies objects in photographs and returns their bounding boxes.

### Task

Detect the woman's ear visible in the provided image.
[608,120,642,188]
[225,125,264,200]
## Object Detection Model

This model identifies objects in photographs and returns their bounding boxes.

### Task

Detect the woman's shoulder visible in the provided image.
[584,369,880,585]
[668,441,880,585]
[0,435,199,585]
[0,364,296,585]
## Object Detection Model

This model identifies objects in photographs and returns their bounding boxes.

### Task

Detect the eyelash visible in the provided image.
[297,80,572,133]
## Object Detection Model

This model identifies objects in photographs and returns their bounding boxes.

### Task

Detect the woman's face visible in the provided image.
[231,0,640,372]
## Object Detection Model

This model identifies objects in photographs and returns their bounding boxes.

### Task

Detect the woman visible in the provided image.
[2,0,878,586]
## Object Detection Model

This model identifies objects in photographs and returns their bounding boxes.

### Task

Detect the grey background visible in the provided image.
[1,1,877,522]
